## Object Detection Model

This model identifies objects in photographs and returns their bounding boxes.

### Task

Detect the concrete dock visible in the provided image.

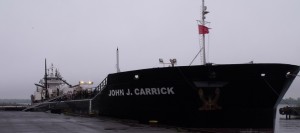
[0,111,277,133]
[0,111,178,133]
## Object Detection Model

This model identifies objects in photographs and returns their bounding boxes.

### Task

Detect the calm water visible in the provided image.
[275,104,300,133]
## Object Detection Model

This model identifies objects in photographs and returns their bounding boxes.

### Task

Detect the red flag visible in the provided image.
[198,25,209,34]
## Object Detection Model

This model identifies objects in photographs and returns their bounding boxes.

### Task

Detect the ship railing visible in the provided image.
[92,77,107,98]
[83,77,108,115]
[61,77,108,115]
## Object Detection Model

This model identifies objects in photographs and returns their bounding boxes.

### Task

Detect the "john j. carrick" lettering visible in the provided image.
[108,87,175,96]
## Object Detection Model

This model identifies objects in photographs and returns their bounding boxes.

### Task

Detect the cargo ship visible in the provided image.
[24,0,300,131]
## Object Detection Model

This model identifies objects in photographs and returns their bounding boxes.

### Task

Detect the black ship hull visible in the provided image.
[97,63,299,129]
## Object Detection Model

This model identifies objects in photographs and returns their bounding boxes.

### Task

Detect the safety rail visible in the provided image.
[92,77,107,97]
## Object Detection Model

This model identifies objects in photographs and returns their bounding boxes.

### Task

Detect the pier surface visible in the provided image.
[0,111,177,133]
[0,106,297,132]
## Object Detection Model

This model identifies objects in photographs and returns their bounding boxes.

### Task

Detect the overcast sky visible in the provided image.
[0,0,299,99]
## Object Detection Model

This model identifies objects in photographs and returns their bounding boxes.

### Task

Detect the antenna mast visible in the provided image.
[116,48,121,73]
[202,0,206,64]
[44,59,49,99]
[199,0,209,65]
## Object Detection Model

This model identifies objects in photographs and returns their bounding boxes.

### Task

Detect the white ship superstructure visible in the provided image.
[31,62,72,103]
[31,60,95,104]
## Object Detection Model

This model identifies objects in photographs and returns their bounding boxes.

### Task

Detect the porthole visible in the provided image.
[134,74,139,80]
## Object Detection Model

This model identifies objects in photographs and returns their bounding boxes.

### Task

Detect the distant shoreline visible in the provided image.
[0,99,30,104]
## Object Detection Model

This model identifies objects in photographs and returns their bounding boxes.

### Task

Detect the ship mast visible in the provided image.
[116,48,121,73]
[201,0,206,64]
[44,59,49,99]
[199,0,209,65]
